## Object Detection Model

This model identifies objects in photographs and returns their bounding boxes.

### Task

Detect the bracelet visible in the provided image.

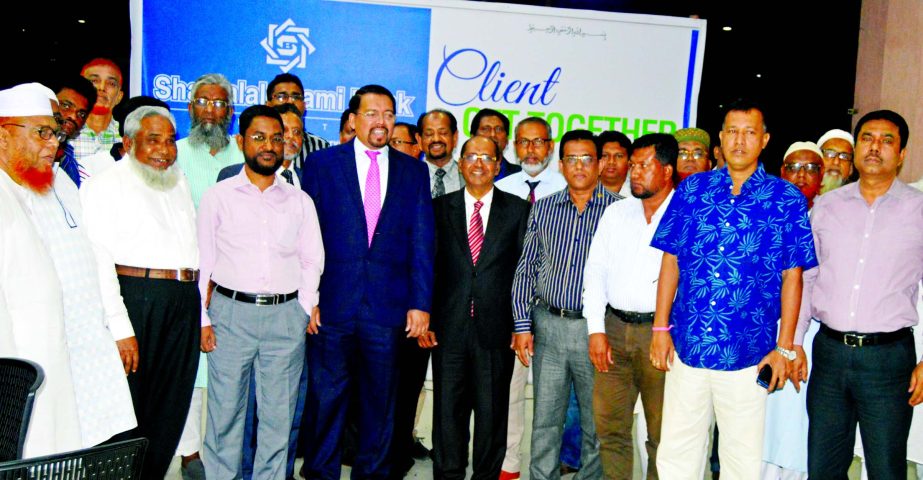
[652,325,673,332]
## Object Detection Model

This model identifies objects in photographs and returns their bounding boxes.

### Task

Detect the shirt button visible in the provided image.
[731,199,735,204]
[864,233,869,238]
[710,301,716,306]
[714,272,720,278]
[859,259,864,264]
[854,284,860,290]
[850,312,855,317]
[719,246,725,252]
[725,222,730,227]
[870,209,875,213]
[707,327,713,332]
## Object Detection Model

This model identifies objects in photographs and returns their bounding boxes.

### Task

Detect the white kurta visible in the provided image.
[19,169,137,447]
[0,171,81,457]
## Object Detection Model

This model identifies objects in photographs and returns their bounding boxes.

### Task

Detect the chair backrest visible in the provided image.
[0,438,147,480]
[0,358,43,462]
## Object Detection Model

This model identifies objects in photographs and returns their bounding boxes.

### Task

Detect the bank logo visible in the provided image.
[260,19,316,73]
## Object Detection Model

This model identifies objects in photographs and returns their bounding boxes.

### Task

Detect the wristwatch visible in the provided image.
[775,345,796,361]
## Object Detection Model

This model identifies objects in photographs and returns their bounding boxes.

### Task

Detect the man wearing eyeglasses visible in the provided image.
[469,108,522,181]
[390,122,421,159]
[817,129,855,195]
[74,58,124,161]
[198,105,324,480]
[52,76,96,187]
[673,127,713,182]
[417,109,463,198]
[266,73,330,167]
[419,135,530,479]
[176,73,244,208]
[512,129,617,480]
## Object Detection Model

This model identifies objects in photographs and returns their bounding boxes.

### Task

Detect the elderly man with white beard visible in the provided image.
[81,106,200,479]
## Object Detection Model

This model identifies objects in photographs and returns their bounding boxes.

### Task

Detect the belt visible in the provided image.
[215,285,298,306]
[606,306,655,324]
[115,264,199,282]
[535,299,583,319]
[819,323,912,348]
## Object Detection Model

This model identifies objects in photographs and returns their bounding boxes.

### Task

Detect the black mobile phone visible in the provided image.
[756,364,772,389]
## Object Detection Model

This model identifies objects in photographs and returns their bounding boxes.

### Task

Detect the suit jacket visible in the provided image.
[496,157,522,181]
[431,188,530,350]
[301,139,435,328]
[215,162,302,182]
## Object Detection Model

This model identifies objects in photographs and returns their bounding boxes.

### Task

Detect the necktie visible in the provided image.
[364,150,382,247]
[526,180,540,204]
[281,169,294,185]
[468,200,484,317]
[432,168,447,198]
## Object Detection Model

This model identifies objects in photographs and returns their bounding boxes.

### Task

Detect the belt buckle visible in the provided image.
[843,333,865,347]
[176,268,194,282]
[255,294,277,306]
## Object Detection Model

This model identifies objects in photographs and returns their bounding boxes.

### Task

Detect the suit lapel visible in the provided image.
[447,191,473,265]
[338,141,364,216]
[476,189,506,268]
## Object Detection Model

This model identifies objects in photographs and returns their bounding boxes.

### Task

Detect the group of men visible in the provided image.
[0,55,921,480]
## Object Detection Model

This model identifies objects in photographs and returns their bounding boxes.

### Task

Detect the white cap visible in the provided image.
[0,83,56,117]
[784,141,823,160]
[817,129,854,148]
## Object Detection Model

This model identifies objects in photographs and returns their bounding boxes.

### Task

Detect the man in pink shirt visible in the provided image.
[197,105,324,479]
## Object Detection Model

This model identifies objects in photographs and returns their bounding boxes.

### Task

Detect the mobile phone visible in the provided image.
[756,364,772,389]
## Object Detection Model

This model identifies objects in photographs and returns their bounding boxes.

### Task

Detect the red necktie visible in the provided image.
[468,200,484,317]
[526,180,540,204]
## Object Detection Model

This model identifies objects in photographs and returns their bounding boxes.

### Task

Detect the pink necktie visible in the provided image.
[468,200,484,264]
[364,150,381,247]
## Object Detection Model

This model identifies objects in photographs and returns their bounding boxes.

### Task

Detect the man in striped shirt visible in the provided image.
[512,129,620,480]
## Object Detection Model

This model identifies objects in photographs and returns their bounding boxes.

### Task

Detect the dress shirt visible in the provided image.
[796,180,923,344]
[427,159,464,196]
[583,191,674,334]
[176,137,245,208]
[197,169,324,326]
[464,187,494,233]
[79,148,117,180]
[353,140,389,206]
[279,163,301,188]
[651,164,817,370]
[512,183,619,333]
[80,158,199,330]
[495,166,567,201]
[72,120,120,161]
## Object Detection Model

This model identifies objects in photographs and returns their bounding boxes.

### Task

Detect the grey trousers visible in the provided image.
[204,291,308,480]
[529,308,602,480]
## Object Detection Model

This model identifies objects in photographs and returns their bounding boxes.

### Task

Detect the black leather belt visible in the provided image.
[607,305,655,324]
[215,285,298,306]
[819,323,911,348]
[535,299,583,319]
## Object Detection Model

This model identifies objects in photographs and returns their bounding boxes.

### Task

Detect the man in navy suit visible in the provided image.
[300,84,435,480]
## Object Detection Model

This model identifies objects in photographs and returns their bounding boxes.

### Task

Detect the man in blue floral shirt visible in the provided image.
[649,99,817,479]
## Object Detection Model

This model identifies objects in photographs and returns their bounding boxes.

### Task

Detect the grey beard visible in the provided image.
[187,117,231,151]
[127,153,179,191]
[820,172,844,195]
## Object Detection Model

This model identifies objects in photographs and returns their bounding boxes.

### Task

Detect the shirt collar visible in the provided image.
[553,182,611,206]
[231,165,284,192]
[464,186,494,207]
[717,162,768,194]
[353,138,388,159]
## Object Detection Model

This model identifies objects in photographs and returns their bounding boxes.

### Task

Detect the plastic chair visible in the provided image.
[0,359,43,462]
[0,438,147,480]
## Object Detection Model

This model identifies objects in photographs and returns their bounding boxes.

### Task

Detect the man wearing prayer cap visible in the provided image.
[780,141,824,209]
[673,127,713,181]
[0,83,83,456]
[817,129,855,194]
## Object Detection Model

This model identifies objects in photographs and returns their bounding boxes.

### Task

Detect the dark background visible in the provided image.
[1,0,862,173]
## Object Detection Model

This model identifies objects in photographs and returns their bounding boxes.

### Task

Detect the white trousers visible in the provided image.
[502,359,530,472]
[175,387,205,456]
[657,357,767,480]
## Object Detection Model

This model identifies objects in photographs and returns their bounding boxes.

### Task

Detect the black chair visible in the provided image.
[0,438,147,480]
[0,359,43,462]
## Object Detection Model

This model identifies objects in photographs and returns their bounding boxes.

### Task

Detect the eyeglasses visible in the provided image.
[562,154,596,166]
[59,100,89,120]
[783,162,822,174]
[461,153,498,164]
[477,125,508,135]
[390,139,416,146]
[358,110,396,122]
[192,98,229,109]
[247,133,285,146]
[822,149,853,162]
[515,138,550,148]
[1,124,67,143]
[272,92,304,103]
[679,149,707,161]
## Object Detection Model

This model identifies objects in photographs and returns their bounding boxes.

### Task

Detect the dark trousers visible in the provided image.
[306,319,402,480]
[432,323,514,480]
[117,276,200,479]
[388,336,431,476]
[807,329,915,480]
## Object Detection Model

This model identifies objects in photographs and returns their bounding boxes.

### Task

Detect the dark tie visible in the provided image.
[468,200,484,317]
[281,169,294,185]
[432,168,447,198]
[526,180,540,204]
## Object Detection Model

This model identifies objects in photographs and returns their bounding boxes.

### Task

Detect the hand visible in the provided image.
[649,330,675,372]
[307,307,321,335]
[418,331,438,349]
[757,350,790,393]
[405,309,429,338]
[201,326,216,353]
[115,336,139,374]
[909,361,923,406]
[790,345,808,390]
[588,333,613,372]
[511,333,534,367]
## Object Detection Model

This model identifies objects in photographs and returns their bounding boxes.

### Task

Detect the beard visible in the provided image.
[127,153,179,191]
[187,115,231,151]
[11,160,53,193]
[820,172,844,195]
[245,152,282,177]
[520,153,552,176]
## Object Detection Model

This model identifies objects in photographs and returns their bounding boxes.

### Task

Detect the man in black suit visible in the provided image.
[418,135,530,480]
